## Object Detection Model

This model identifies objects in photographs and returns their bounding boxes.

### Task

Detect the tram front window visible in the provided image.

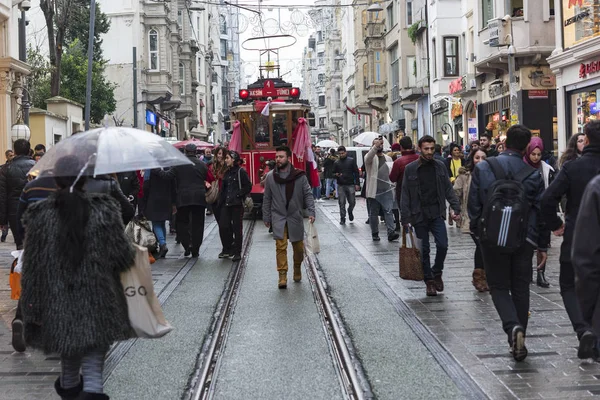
[255,115,270,144]
[272,113,288,147]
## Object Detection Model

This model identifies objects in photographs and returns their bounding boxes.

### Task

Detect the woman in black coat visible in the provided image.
[20,155,135,399]
[140,168,176,258]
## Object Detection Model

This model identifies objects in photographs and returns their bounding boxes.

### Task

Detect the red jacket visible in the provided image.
[389,150,419,199]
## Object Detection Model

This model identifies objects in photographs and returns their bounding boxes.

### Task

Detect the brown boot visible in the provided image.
[472,269,490,292]
[278,272,287,289]
[426,280,437,296]
[293,265,302,282]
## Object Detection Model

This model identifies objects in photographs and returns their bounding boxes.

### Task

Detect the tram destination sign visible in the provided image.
[248,87,292,98]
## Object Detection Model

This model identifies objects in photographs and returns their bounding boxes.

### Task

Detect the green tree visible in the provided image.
[60,41,116,123]
[65,0,110,61]
[27,41,116,124]
[26,44,52,109]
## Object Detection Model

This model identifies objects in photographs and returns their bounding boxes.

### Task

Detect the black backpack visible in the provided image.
[478,158,536,253]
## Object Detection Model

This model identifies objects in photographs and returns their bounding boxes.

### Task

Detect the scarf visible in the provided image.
[524,137,543,169]
[273,165,306,209]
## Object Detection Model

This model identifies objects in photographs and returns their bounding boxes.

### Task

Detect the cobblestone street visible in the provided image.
[318,197,600,399]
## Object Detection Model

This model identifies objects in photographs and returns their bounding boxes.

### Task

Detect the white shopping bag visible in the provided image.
[305,222,320,254]
[121,244,172,339]
[11,250,24,274]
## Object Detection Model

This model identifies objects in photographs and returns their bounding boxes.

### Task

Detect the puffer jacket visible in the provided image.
[468,150,547,249]
[0,155,35,224]
[220,165,252,207]
[21,193,135,356]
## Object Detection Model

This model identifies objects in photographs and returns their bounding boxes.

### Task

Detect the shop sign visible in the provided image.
[146,110,156,126]
[564,10,589,27]
[451,103,463,119]
[430,99,448,115]
[528,90,549,99]
[579,60,600,79]
[522,68,556,89]
[468,118,478,142]
[449,76,465,95]
[563,2,599,49]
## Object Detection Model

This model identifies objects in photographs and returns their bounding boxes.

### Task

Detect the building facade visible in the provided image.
[549,0,600,153]
[475,0,557,153]
[0,1,30,156]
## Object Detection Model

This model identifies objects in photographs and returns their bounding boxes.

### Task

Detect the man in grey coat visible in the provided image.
[263,145,315,289]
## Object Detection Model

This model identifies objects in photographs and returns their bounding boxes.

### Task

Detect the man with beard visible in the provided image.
[364,137,400,242]
[263,146,315,289]
[480,132,499,157]
[401,135,461,296]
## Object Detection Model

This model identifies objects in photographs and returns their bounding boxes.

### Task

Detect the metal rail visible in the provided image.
[304,251,374,400]
[185,220,256,400]
[103,221,219,382]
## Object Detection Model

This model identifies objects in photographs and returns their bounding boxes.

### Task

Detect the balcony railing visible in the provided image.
[367,84,387,100]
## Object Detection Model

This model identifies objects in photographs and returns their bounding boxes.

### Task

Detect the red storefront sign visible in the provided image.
[448,76,464,95]
[579,60,600,78]
[528,90,549,99]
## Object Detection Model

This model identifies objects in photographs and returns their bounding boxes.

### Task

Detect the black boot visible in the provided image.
[79,393,110,400]
[54,377,83,400]
[536,267,550,288]
[157,244,168,258]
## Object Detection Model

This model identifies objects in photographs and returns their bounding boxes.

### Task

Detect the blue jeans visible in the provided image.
[312,186,321,199]
[413,217,448,281]
[325,178,338,198]
[152,221,167,246]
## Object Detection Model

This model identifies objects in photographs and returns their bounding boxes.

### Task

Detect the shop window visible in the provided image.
[443,37,459,77]
[148,29,159,71]
[571,91,599,136]
[481,0,493,29]
[220,39,227,59]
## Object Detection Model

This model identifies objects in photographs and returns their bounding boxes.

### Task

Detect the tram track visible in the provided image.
[103,220,219,383]
[183,220,372,400]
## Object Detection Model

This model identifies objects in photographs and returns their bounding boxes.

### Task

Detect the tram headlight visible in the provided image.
[290,88,300,98]
[239,89,250,100]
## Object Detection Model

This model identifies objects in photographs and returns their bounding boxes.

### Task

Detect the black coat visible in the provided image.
[572,175,600,332]
[141,169,176,221]
[401,158,461,225]
[220,165,252,207]
[117,171,140,202]
[541,145,600,232]
[0,155,35,224]
[469,151,547,249]
[21,193,135,356]
[333,156,359,186]
[166,155,210,208]
[323,155,337,179]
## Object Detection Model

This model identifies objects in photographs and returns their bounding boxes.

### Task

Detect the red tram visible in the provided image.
[229,77,315,210]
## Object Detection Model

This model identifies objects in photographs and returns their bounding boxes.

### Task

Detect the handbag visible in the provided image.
[238,168,254,212]
[399,227,424,281]
[305,222,320,254]
[206,181,219,204]
[121,244,173,338]
[125,218,158,252]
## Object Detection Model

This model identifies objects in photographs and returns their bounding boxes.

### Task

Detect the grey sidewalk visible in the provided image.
[0,219,217,400]
[318,197,600,399]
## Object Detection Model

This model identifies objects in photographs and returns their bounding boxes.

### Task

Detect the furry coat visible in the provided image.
[20,193,135,357]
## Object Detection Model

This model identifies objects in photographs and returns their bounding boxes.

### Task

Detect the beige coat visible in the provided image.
[452,167,471,234]
[364,146,393,199]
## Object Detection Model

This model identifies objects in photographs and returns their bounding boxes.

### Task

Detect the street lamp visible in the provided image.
[367,3,384,12]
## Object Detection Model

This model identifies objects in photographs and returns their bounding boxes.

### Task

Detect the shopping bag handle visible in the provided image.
[402,226,416,249]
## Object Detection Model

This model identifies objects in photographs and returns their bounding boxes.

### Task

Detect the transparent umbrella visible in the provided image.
[28,127,193,178]
[353,131,391,150]
[316,139,339,148]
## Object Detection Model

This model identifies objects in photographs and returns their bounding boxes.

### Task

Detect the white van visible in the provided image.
[343,146,370,171]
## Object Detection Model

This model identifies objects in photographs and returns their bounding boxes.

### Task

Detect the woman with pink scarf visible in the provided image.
[524,137,555,288]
